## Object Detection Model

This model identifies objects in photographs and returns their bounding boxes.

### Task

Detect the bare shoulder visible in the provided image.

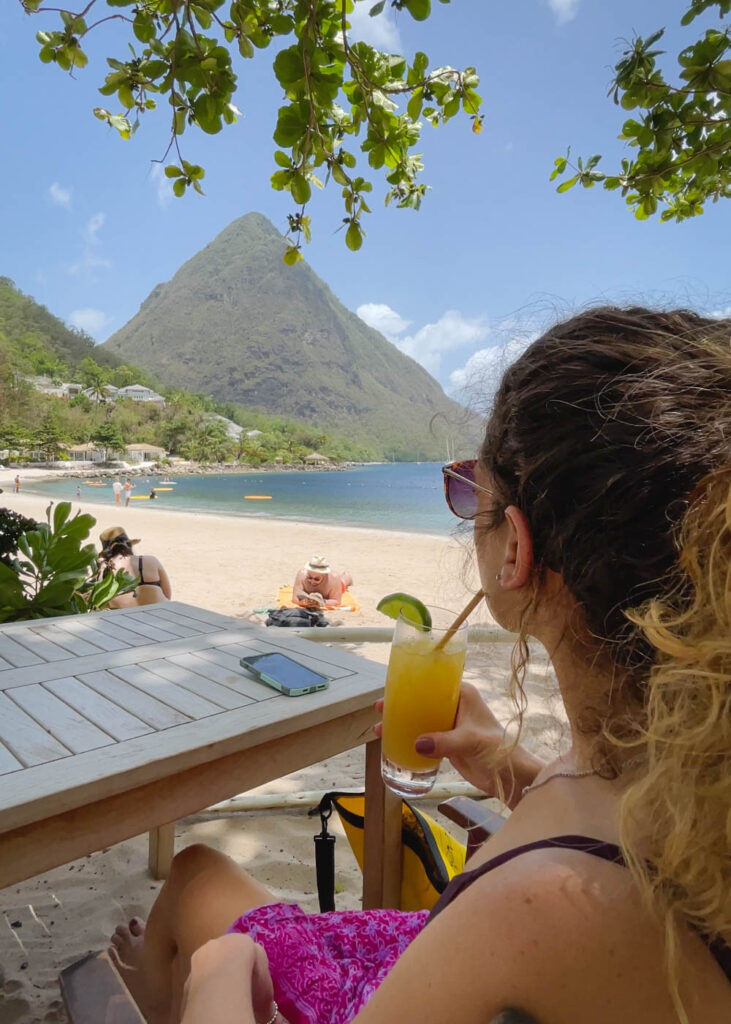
[356,848,722,1024]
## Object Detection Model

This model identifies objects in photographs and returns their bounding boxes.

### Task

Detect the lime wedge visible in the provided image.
[376,592,432,629]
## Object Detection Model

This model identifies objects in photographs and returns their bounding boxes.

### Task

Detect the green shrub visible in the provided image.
[0,501,136,622]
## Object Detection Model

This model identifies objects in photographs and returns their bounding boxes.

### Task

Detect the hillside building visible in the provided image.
[115,385,166,407]
[125,443,167,463]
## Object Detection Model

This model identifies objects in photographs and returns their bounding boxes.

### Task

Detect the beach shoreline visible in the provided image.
[0,483,475,626]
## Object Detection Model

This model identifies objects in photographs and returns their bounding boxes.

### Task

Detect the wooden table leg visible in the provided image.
[148,822,175,879]
[363,739,402,909]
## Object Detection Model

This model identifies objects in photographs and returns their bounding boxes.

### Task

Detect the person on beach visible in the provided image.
[13,474,19,493]
[76,483,82,499]
[110,308,730,1024]
[123,479,134,507]
[99,526,172,606]
[113,478,123,505]
[292,555,353,609]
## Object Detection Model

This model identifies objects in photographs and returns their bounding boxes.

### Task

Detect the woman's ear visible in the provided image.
[499,506,534,589]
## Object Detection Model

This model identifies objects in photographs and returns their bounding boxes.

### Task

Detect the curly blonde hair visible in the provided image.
[620,468,731,1019]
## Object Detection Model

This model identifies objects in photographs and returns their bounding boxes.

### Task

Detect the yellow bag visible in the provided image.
[311,791,466,913]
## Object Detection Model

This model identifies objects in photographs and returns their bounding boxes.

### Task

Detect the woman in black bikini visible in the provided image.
[99,526,172,606]
[111,308,729,1024]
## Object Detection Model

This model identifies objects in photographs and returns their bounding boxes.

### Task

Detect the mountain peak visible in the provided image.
[103,214,466,458]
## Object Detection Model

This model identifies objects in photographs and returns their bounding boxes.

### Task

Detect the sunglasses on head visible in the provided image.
[441,459,495,520]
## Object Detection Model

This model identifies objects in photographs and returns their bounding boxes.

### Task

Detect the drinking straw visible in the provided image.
[435,590,484,650]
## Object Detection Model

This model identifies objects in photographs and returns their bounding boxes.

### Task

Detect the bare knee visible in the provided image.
[170,843,232,885]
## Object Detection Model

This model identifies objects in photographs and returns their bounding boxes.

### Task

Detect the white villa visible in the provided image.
[125,443,167,463]
[116,385,166,407]
[68,442,106,463]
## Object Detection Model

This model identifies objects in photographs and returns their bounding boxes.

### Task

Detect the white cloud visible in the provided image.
[48,182,72,207]
[357,302,412,337]
[68,308,112,337]
[710,305,731,319]
[449,331,538,399]
[357,302,490,378]
[84,212,105,245]
[66,213,111,275]
[546,0,581,25]
[150,163,174,208]
[347,1,401,50]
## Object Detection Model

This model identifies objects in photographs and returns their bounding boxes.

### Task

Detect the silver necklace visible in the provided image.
[522,768,597,797]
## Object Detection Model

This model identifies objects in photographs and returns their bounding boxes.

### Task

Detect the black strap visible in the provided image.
[138,556,145,584]
[311,796,336,912]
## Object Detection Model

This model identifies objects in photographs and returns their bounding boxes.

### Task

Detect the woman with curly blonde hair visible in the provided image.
[110,307,729,1024]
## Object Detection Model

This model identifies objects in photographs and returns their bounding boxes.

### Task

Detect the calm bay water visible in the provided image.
[27,463,456,535]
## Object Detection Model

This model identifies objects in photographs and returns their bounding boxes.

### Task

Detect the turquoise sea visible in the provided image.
[26,463,457,535]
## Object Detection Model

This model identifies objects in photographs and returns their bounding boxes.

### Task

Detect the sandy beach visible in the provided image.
[0,472,565,1023]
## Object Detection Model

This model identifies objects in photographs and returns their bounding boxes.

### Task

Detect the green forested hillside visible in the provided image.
[0,278,376,464]
[103,213,470,459]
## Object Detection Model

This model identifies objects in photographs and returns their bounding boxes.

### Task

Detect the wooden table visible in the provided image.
[0,603,402,908]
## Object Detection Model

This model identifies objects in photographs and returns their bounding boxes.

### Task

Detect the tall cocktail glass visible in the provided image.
[381,610,467,798]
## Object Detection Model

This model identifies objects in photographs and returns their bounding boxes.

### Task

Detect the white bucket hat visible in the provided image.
[304,554,330,575]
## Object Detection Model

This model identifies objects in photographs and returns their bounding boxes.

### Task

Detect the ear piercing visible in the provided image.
[495,572,502,581]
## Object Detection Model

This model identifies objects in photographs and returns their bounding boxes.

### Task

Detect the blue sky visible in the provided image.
[2,0,729,396]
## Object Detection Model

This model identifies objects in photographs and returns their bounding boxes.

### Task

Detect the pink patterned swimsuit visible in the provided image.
[228,903,428,1024]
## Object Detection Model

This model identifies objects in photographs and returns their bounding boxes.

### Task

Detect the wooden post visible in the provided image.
[362,738,402,909]
[148,822,175,879]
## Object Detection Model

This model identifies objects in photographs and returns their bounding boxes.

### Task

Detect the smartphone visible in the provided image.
[239,652,331,696]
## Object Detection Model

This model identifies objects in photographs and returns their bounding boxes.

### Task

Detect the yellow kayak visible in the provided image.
[244,495,272,500]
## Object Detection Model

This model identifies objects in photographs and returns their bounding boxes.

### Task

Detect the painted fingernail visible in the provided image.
[415,737,435,754]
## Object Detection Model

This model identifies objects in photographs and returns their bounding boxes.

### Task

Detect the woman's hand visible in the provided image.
[180,933,286,1024]
[373,684,543,808]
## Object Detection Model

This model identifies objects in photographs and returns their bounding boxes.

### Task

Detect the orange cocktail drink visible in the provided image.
[381,611,467,797]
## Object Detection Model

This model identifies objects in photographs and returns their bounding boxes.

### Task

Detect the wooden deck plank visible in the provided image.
[191,647,285,701]
[44,677,154,742]
[122,612,201,639]
[0,634,44,668]
[4,627,72,663]
[78,670,190,730]
[32,623,104,658]
[145,606,219,633]
[0,628,262,690]
[8,684,115,754]
[90,615,181,643]
[144,658,252,710]
[166,651,262,698]
[0,741,23,774]
[110,664,224,719]
[0,691,71,766]
[49,617,131,652]
[213,640,358,680]
[156,604,237,629]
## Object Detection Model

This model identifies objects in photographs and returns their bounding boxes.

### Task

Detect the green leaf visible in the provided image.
[556,174,579,193]
[345,221,363,250]
[173,177,187,197]
[194,94,222,134]
[165,164,183,178]
[405,0,431,21]
[369,2,386,15]
[290,173,312,204]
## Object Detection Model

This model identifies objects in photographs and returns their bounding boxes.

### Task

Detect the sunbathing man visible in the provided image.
[292,555,353,609]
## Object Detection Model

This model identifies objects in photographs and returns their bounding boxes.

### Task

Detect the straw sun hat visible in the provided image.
[304,554,330,575]
[99,526,141,549]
